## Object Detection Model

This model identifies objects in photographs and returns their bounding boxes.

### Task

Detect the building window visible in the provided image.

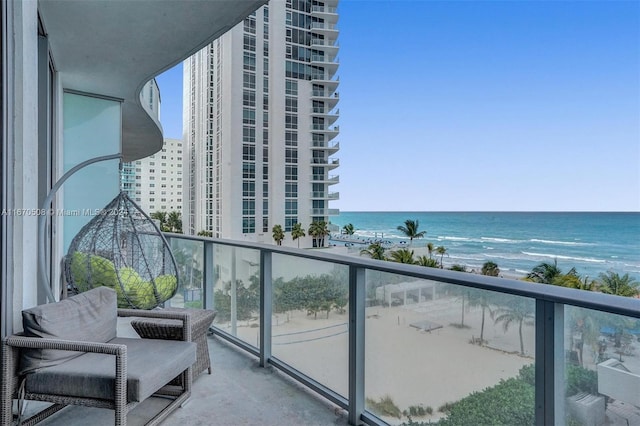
[243,126,256,143]
[243,72,256,89]
[243,162,256,179]
[243,108,256,125]
[285,182,297,197]
[243,181,255,197]
[285,148,297,164]
[285,165,297,180]
[243,52,256,71]
[243,217,256,233]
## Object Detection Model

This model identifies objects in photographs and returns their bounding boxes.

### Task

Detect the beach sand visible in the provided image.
[219,296,534,424]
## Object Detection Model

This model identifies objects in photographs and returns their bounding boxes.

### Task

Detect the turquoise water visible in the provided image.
[330,212,640,280]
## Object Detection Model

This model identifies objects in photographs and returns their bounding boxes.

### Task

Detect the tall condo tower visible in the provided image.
[183,1,340,247]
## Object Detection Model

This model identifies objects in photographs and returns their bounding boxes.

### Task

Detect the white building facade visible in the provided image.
[183,1,340,247]
[128,138,184,215]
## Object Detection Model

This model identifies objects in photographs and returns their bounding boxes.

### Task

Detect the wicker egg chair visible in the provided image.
[64,192,179,309]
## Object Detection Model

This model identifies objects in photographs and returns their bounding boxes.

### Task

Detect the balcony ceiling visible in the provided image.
[38,0,266,162]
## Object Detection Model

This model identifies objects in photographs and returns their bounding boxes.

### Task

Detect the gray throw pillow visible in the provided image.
[19,286,118,375]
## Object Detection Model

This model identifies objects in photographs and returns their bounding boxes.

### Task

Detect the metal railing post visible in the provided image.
[535,300,565,425]
[348,265,365,425]
[259,250,272,367]
[203,241,214,310]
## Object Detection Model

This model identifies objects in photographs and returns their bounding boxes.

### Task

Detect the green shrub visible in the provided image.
[437,378,535,426]
[366,395,402,419]
[566,364,598,396]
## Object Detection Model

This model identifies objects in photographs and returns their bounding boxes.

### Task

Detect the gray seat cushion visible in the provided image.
[24,337,196,403]
[20,287,118,375]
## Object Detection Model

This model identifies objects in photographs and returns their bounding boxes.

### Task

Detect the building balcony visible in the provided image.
[311,108,339,126]
[310,208,340,216]
[164,235,640,426]
[311,157,340,169]
[18,234,640,425]
[311,38,339,56]
[310,174,340,184]
[311,5,339,24]
[310,22,339,37]
[312,140,340,153]
[311,89,340,109]
[311,191,340,200]
[311,125,340,137]
[312,72,339,85]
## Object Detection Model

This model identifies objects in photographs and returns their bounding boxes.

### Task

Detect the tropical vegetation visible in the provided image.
[291,222,306,248]
[150,210,183,233]
[272,224,284,246]
[396,219,426,246]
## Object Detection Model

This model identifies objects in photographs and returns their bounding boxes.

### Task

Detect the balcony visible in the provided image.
[311,107,340,125]
[311,5,339,24]
[311,157,340,169]
[312,140,340,153]
[22,235,640,425]
[310,191,340,200]
[311,38,339,56]
[310,174,340,184]
[158,235,640,426]
[310,22,339,37]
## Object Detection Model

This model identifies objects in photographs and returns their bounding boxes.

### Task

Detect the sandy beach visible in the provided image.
[218,295,534,424]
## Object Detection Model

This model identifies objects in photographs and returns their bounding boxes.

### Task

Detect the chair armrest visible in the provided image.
[4,335,127,356]
[2,335,129,407]
[118,309,192,341]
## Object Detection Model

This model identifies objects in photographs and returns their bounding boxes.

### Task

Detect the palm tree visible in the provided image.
[492,299,535,355]
[308,222,321,247]
[291,223,306,248]
[552,274,596,291]
[360,242,386,260]
[318,221,330,247]
[435,246,448,268]
[388,248,416,264]
[342,223,355,235]
[481,261,500,277]
[396,219,426,246]
[426,242,434,260]
[150,211,168,231]
[167,211,182,233]
[416,255,438,268]
[272,224,285,246]
[526,260,565,283]
[468,288,494,345]
[598,272,639,297]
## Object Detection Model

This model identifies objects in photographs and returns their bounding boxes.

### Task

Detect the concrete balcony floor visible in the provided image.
[24,331,349,426]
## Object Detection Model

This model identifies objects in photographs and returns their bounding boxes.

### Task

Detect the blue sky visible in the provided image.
[156,0,640,212]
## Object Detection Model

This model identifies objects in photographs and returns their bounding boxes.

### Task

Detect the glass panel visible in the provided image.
[212,244,260,349]
[271,253,349,397]
[365,272,535,425]
[169,238,203,308]
[63,92,121,251]
[564,306,640,426]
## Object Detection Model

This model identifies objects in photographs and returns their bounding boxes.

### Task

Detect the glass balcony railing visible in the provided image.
[163,234,640,426]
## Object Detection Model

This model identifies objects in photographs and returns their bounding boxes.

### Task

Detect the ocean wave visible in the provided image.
[437,236,472,242]
[521,251,606,264]
[481,237,522,244]
[529,239,596,247]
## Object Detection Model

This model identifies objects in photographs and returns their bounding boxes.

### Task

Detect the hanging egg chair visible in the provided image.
[64,192,179,309]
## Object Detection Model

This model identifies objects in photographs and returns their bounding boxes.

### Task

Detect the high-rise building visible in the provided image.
[183,1,340,247]
[127,138,184,215]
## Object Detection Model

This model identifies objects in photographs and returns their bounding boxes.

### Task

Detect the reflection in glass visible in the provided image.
[169,239,204,308]
[212,245,261,348]
[271,254,349,397]
[364,272,535,425]
[565,307,640,426]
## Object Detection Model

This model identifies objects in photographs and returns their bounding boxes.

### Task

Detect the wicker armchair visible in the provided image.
[1,288,196,426]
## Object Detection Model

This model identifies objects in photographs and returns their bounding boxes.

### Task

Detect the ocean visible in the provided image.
[329,212,640,281]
